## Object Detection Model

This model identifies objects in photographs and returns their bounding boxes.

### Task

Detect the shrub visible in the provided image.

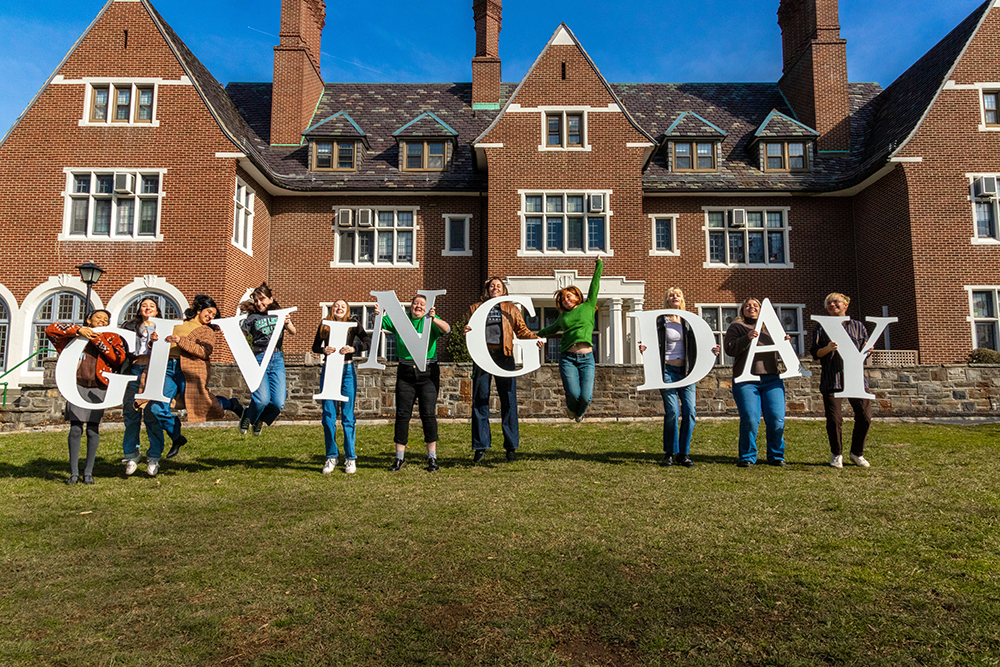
[968,347,1000,364]
[445,315,472,362]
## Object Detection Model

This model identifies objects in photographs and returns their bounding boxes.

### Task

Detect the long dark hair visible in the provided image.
[480,276,509,302]
[184,294,219,327]
[253,282,280,311]
[123,295,162,331]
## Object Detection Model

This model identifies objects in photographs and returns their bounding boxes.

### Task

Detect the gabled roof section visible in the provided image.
[473,23,656,146]
[142,0,260,151]
[860,0,991,169]
[392,112,458,138]
[664,111,727,138]
[753,110,819,139]
[303,111,366,137]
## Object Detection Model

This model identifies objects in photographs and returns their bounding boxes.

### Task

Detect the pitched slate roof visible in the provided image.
[754,110,819,138]
[392,112,458,138]
[855,0,991,175]
[664,112,728,138]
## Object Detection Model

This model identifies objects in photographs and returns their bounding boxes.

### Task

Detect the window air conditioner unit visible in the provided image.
[113,173,134,194]
[730,209,747,228]
[588,193,605,213]
[974,176,998,198]
[337,209,354,227]
[356,209,373,227]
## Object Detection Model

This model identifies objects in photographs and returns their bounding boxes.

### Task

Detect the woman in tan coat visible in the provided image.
[141,294,242,475]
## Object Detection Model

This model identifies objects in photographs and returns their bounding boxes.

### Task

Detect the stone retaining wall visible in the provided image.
[1,359,998,432]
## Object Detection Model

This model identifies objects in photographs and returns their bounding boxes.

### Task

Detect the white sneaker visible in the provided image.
[322,458,337,474]
[849,453,871,468]
[830,454,843,469]
[345,459,357,474]
[146,458,160,477]
[123,456,139,476]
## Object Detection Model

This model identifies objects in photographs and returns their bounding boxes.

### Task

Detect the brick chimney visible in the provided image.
[471,0,502,109]
[270,0,326,145]
[777,0,850,152]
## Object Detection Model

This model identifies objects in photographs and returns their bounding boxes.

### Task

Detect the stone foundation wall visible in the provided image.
[1,360,998,432]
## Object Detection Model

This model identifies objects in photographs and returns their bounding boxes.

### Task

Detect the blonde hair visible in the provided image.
[825,292,850,307]
[663,287,685,311]
[737,297,761,323]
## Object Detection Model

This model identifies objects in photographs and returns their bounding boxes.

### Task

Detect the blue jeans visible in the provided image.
[121,363,164,459]
[732,374,786,463]
[558,351,596,416]
[660,364,697,456]
[246,350,286,426]
[321,362,357,459]
[147,358,184,459]
[472,351,519,451]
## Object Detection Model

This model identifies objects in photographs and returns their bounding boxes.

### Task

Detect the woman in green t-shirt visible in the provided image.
[538,256,603,422]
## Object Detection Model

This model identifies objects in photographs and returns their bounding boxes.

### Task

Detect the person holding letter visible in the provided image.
[724,298,790,468]
[120,296,170,476]
[538,256,603,422]
[810,292,872,469]
[46,309,127,485]
[239,283,296,437]
[312,299,371,474]
[376,295,450,472]
[464,277,540,463]
[149,295,244,473]
[638,288,720,467]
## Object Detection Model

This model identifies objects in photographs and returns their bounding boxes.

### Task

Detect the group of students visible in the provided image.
[51,264,873,483]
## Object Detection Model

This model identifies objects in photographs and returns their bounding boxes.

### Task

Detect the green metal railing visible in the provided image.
[0,348,52,407]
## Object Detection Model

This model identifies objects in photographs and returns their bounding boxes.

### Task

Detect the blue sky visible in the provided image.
[0,0,985,135]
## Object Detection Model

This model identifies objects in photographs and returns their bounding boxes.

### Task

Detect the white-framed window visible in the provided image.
[341,303,398,362]
[442,215,472,256]
[61,169,165,241]
[0,298,8,373]
[967,287,1000,351]
[333,208,418,267]
[518,191,611,256]
[649,215,678,256]
[698,303,805,365]
[702,207,792,268]
[539,110,589,151]
[84,82,158,126]
[116,293,182,326]
[968,176,1000,243]
[32,292,87,370]
[233,178,254,254]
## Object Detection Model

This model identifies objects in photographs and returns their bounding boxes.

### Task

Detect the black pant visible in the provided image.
[822,393,872,456]
[394,363,440,445]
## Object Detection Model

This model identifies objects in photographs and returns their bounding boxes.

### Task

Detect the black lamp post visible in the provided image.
[76,261,105,322]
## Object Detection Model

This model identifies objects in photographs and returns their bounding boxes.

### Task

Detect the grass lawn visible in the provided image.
[1,418,999,666]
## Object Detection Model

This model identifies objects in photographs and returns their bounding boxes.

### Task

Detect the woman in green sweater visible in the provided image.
[538,256,603,422]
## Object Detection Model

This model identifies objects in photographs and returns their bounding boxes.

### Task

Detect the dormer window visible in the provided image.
[312,140,356,171]
[673,142,717,172]
[401,140,447,171]
[763,141,809,172]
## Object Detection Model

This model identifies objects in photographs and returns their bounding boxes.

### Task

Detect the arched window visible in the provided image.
[0,299,9,373]
[117,293,182,325]
[32,292,86,370]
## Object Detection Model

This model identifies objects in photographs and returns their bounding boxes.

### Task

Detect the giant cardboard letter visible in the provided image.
[733,298,811,384]
[631,309,718,391]
[55,325,137,410]
[360,290,445,372]
[466,296,546,378]
[214,307,297,392]
[133,316,184,402]
[809,315,897,399]
[312,320,356,402]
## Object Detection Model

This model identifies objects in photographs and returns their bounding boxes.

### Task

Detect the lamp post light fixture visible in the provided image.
[76,260,105,322]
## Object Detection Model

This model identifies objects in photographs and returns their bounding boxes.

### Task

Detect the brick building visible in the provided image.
[0,0,998,390]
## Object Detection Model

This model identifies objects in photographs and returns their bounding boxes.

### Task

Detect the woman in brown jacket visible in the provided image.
[464,277,540,463]
[143,295,242,475]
